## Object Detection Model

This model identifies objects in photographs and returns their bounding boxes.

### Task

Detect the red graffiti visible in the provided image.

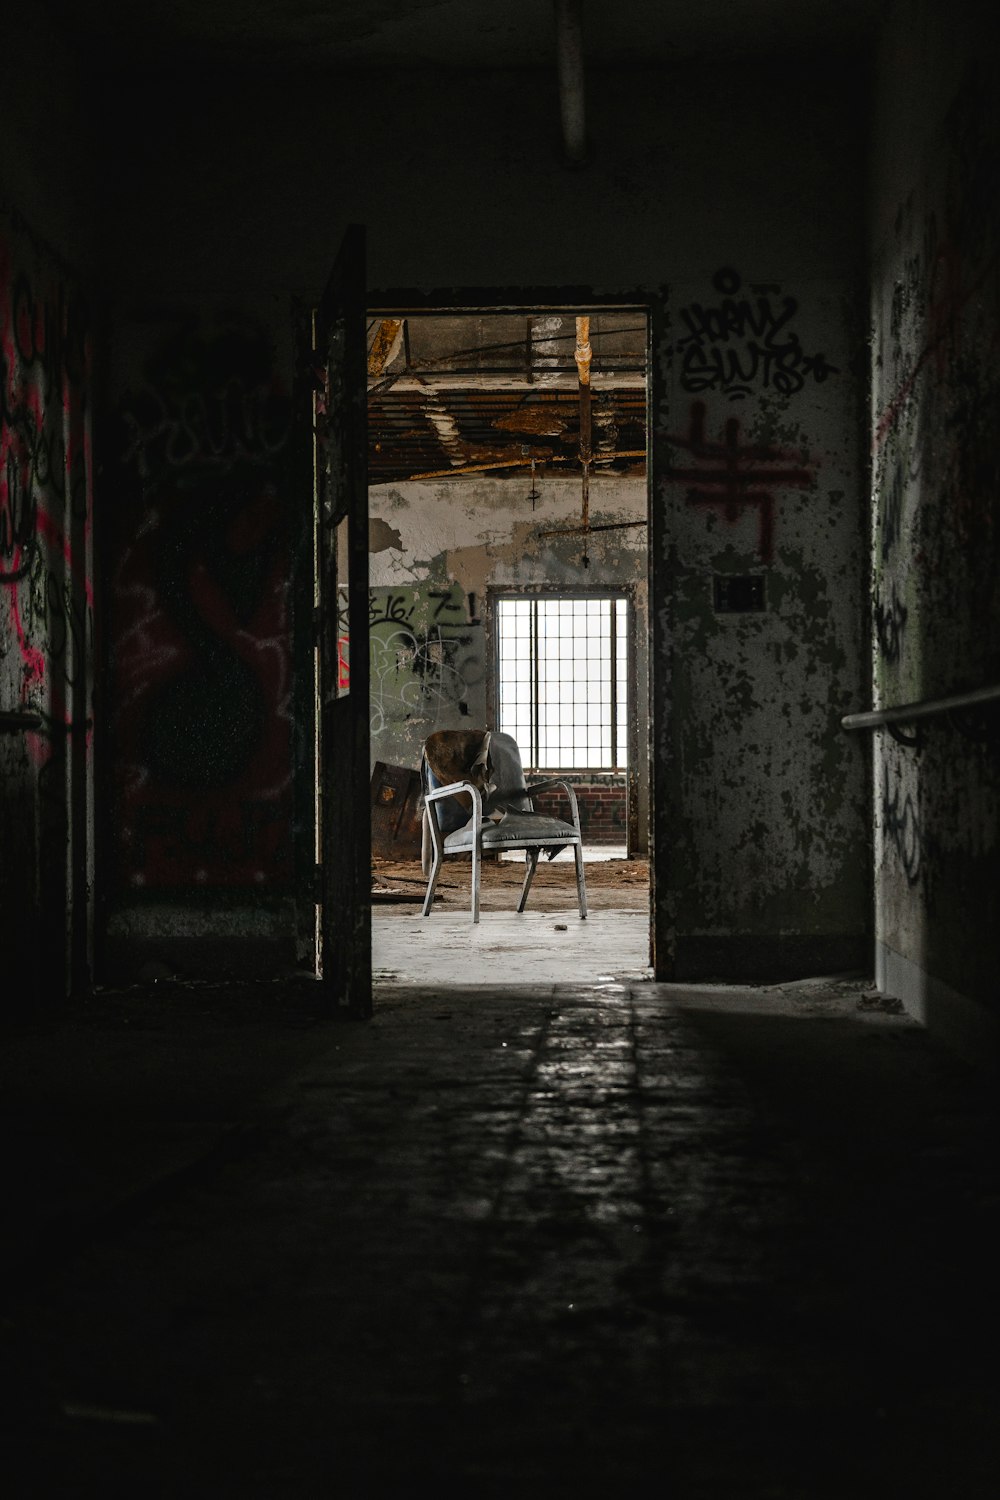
[666,401,813,562]
[873,230,998,451]
[1,218,94,767]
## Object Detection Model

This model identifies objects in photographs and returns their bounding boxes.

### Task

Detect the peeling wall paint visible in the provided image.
[869,0,1000,1036]
[658,273,868,972]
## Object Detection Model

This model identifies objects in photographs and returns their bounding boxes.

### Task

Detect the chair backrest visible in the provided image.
[421,755,472,834]
[420,728,533,832]
[481,731,531,816]
[421,728,490,834]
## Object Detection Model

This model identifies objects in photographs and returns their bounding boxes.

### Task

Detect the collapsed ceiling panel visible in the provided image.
[367,313,646,483]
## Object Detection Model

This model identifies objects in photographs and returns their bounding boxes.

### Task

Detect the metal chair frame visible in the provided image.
[421,774,588,924]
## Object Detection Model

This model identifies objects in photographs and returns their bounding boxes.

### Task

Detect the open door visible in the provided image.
[315,225,371,1016]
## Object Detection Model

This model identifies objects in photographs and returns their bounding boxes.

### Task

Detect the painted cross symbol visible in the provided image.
[666,401,814,562]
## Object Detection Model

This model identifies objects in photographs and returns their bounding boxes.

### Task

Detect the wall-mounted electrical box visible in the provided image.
[713,574,766,613]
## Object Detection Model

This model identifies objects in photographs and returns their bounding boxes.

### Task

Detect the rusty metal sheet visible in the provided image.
[371,761,423,860]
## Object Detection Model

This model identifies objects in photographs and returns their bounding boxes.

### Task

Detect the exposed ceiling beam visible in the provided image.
[369,373,644,394]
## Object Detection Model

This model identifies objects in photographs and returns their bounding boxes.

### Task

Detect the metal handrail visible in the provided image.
[0,710,43,731]
[842,683,1000,732]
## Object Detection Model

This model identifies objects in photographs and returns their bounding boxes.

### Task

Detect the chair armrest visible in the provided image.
[425,780,482,809]
[524,777,582,832]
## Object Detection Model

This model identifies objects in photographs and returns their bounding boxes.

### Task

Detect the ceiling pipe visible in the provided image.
[575,315,592,563]
[554,0,588,165]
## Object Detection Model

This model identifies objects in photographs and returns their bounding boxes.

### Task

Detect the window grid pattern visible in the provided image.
[497,596,628,771]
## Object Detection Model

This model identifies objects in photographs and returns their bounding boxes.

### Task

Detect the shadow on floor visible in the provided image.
[1,975,997,1496]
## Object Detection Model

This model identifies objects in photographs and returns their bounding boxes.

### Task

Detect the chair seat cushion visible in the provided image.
[444,813,579,852]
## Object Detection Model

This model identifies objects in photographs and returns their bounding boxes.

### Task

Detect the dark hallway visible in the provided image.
[2,1,999,1493]
[3,974,998,1495]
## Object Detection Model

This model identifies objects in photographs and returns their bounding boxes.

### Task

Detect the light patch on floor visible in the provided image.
[373,908,651,986]
[499,844,628,863]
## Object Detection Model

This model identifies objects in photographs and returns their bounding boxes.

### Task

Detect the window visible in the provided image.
[496,595,628,772]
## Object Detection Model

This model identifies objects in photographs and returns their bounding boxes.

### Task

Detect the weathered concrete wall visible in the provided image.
[1,6,97,1000]
[869,0,1000,1060]
[368,474,648,846]
[93,51,869,975]
[657,271,869,977]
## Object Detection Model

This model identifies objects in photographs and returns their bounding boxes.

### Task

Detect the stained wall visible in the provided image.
[869,0,1000,1058]
[657,272,868,976]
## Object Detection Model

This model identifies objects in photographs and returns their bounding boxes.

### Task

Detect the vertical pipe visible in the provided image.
[554,0,587,165]
[576,315,592,556]
[532,598,540,768]
[609,597,618,769]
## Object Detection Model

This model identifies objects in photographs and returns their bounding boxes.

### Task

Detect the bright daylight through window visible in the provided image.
[496,596,628,772]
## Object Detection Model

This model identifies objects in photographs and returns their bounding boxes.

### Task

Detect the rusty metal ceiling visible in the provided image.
[366,312,647,484]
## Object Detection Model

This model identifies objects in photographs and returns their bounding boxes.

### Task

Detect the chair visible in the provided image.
[419,729,587,923]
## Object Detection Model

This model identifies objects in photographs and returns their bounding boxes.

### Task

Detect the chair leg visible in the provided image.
[471,833,481,924]
[422,847,442,917]
[517,850,540,913]
[573,842,588,919]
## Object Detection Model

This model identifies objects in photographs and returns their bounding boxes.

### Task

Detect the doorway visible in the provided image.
[361,306,652,985]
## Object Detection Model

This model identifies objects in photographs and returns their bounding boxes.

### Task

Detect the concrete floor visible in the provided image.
[2,965,998,1497]
[374,908,652,984]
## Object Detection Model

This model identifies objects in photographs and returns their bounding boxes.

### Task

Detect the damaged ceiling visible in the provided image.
[367,312,647,484]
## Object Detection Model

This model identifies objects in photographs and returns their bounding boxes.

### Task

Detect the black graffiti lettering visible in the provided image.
[369,590,415,626]
[0,439,37,572]
[676,270,839,401]
[874,584,908,663]
[429,588,463,621]
[0,355,71,580]
[882,766,921,885]
[678,290,799,351]
[368,586,484,735]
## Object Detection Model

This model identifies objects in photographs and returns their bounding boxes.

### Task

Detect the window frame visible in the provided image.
[487,586,632,777]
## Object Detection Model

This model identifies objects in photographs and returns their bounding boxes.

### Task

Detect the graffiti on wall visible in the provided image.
[676,268,840,401]
[0,211,93,978]
[881,763,921,886]
[1,217,93,752]
[872,71,1000,630]
[111,318,295,890]
[666,400,814,562]
[874,582,908,665]
[369,584,483,739]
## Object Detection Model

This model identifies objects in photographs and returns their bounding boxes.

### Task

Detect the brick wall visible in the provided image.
[531,778,626,844]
